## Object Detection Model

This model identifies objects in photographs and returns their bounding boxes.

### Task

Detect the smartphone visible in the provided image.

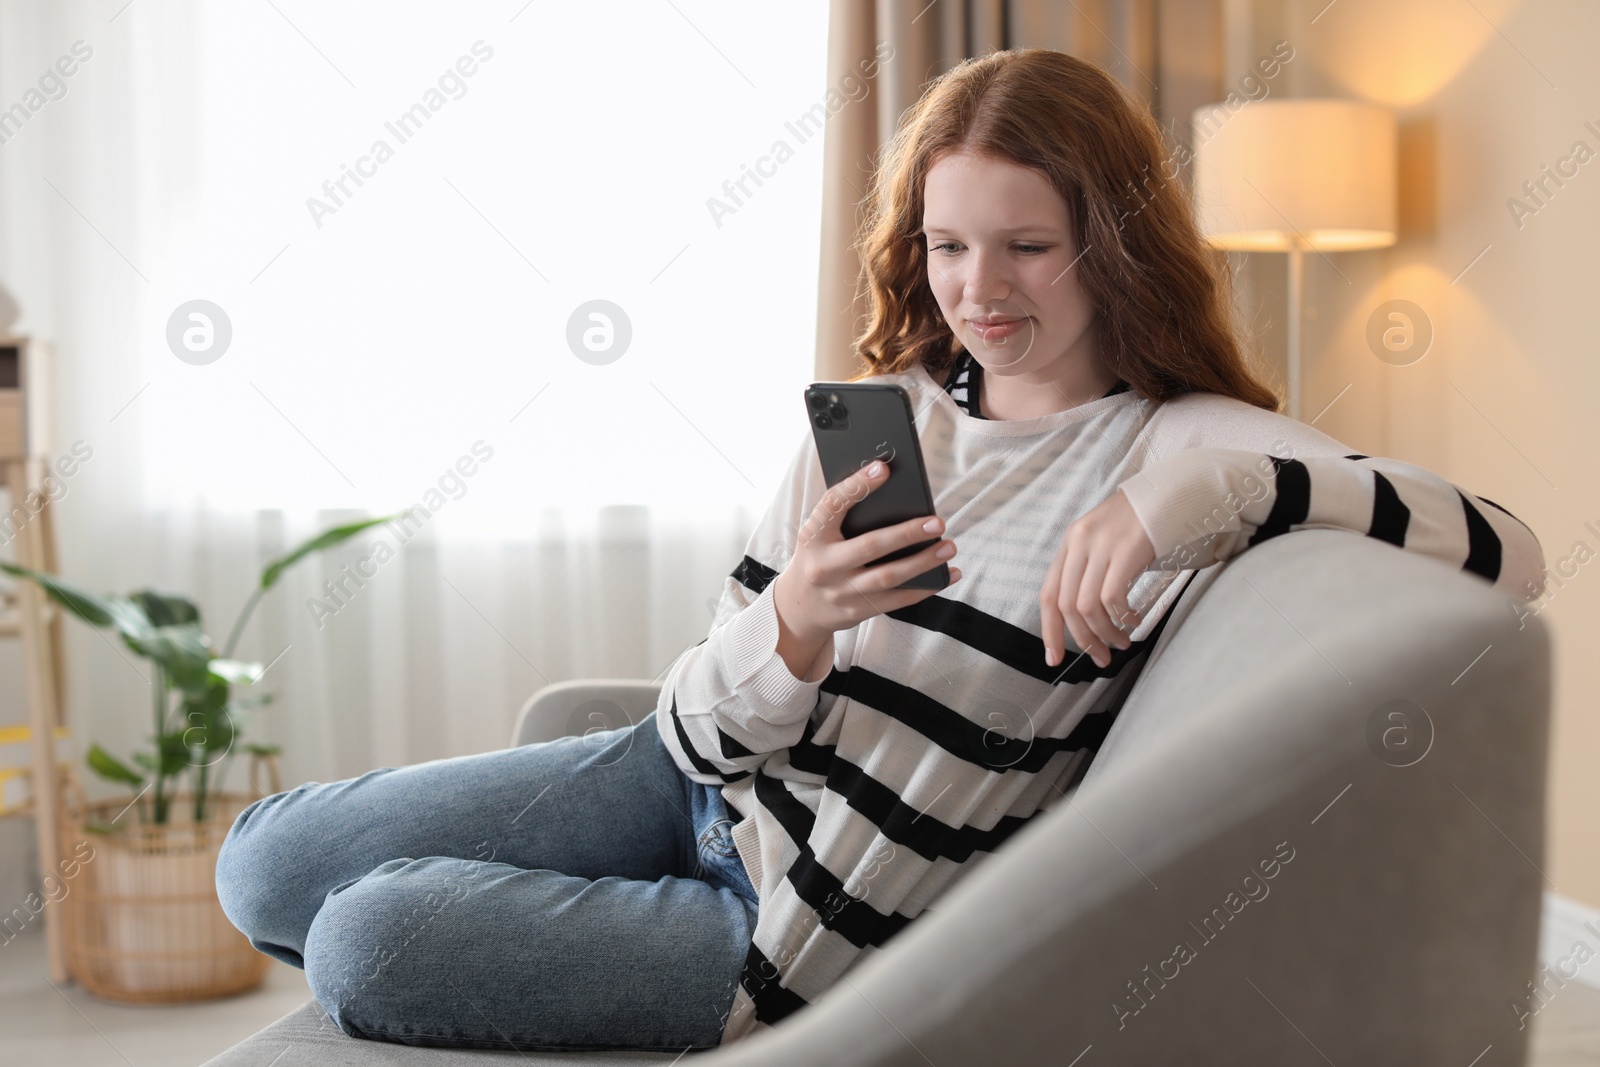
[805,381,949,591]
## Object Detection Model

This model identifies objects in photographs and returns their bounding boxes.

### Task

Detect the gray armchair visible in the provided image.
[204,529,1552,1066]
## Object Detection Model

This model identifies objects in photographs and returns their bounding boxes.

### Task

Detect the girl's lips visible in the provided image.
[969,318,1025,341]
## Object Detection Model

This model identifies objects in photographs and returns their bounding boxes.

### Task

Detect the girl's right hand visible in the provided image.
[772,460,961,671]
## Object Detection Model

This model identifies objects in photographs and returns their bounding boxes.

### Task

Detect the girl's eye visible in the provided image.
[925,242,1050,254]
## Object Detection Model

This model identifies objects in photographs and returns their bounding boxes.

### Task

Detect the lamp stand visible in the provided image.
[1286,237,1305,422]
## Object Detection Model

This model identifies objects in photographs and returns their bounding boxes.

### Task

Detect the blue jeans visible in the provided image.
[215,711,759,1052]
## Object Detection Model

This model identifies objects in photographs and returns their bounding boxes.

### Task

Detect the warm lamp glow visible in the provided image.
[1191,98,1398,422]
[1193,99,1398,252]
[1309,0,1507,107]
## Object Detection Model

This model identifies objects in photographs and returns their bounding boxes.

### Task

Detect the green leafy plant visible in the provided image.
[1,514,402,824]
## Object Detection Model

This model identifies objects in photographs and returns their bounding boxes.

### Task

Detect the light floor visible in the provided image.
[1,928,310,1065]
[2,926,1599,1064]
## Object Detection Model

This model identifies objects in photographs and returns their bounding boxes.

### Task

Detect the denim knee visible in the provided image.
[214,785,316,963]
[302,856,472,1038]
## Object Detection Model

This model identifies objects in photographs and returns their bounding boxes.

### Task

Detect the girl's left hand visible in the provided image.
[1040,488,1155,669]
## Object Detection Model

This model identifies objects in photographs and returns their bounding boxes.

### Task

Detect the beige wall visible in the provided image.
[1232,0,1598,907]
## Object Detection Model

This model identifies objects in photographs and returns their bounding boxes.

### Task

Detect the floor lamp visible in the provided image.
[1191,99,1398,420]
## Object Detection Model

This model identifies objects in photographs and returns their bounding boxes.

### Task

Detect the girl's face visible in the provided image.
[921,149,1098,381]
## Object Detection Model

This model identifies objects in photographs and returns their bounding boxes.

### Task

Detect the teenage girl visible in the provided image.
[217,48,1545,1053]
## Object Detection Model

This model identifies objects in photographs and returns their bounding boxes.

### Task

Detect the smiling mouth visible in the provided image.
[968,317,1027,337]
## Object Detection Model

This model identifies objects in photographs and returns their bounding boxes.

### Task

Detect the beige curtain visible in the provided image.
[815,0,1227,380]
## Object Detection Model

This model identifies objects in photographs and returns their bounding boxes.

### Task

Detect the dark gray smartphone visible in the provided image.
[805,381,949,591]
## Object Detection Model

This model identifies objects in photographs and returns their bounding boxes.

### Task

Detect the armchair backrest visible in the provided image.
[511,677,664,748]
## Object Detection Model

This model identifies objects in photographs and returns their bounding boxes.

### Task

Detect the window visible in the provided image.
[140,2,828,516]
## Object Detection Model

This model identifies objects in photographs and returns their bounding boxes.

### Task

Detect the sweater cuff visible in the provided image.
[1118,449,1241,562]
[721,583,833,721]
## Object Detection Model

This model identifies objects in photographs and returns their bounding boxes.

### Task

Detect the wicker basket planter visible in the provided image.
[1,516,387,999]
[63,791,268,1003]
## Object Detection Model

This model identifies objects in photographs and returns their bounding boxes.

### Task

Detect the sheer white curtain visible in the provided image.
[0,0,827,786]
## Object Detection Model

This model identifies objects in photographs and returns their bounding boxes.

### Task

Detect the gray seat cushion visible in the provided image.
[201,1001,684,1065]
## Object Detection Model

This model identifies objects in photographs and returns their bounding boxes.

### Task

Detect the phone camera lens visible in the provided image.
[829,403,847,419]
[807,392,827,411]
[813,412,832,429]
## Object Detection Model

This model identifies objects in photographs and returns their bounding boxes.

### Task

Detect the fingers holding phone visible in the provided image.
[773,459,960,677]
[836,501,959,595]
[771,382,961,678]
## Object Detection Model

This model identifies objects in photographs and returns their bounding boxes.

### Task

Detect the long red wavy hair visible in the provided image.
[851,47,1280,411]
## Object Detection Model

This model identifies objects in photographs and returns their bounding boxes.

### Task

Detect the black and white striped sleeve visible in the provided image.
[655,433,834,785]
[1118,445,1547,601]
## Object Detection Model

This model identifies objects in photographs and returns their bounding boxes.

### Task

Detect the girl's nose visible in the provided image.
[962,250,1010,304]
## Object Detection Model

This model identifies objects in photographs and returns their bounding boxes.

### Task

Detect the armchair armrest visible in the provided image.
[705,531,1552,1066]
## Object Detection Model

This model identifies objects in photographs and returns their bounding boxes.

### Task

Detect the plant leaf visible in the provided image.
[124,623,213,692]
[260,513,405,591]
[128,590,201,627]
[155,731,192,776]
[86,744,145,787]
[188,711,236,757]
[244,742,281,757]
[210,658,265,686]
[184,676,230,717]
[181,680,235,756]
[0,563,153,635]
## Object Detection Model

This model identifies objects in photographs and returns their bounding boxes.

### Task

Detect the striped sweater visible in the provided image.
[656,357,1546,1044]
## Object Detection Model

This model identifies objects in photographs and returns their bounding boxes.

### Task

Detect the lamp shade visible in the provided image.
[1192,99,1397,252]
